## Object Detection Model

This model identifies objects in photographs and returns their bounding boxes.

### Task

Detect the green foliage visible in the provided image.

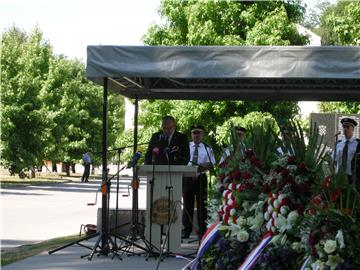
[1,27,51,172]
[139,1,307,153]
[1,26,125,173]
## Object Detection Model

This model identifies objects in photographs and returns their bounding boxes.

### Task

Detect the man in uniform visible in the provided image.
[182,124,216,239]
[334,118,360,187]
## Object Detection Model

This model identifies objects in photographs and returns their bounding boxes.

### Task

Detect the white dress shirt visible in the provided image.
[334,135,359,175]
[188,142,216,167]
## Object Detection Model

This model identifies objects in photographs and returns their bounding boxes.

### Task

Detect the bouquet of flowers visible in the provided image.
[201,121,360,270]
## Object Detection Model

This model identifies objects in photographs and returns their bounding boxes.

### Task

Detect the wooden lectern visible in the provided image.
[138,165,198,253]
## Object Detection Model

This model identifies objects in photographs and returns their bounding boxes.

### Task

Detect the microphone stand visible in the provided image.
[145,158,157,260]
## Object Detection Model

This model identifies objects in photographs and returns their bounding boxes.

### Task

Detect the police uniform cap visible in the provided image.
[190,124,205,133]
[341,118,357,127]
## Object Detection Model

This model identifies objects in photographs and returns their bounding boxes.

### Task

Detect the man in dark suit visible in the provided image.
[145,115,190,165]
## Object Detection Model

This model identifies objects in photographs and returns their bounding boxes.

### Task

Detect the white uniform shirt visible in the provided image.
[188,142,216,167]
[334,135,359,175]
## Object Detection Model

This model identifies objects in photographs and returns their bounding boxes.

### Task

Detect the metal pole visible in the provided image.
[101,77,109,253]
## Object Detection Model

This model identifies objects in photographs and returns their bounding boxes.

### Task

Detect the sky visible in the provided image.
[1,0,333,62]
[1,0,161,61]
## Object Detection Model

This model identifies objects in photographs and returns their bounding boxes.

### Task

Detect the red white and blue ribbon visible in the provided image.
[181,221,221,270]
[237,233,273,270]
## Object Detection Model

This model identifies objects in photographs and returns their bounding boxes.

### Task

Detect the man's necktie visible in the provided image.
[342,140,349,171]
[192,144,199,165]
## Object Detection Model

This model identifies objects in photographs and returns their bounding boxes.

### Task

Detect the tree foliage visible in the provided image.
[1,26,125,174]
[1,27,51,172]
[316,1,360,113]
[137,0,307,158]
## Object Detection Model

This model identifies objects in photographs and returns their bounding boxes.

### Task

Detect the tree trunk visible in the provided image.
[71,163,76,173]
[31,168,35,178]
[66,162,70,176]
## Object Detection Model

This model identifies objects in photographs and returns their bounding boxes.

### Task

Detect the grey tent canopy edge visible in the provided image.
[86,45,360,101]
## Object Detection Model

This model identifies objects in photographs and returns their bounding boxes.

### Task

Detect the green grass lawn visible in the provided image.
[1,235,82,266]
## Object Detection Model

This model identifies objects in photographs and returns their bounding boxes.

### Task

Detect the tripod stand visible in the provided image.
[48,159,130,260]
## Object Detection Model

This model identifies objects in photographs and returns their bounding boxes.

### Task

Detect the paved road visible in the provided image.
[1,176,147,249]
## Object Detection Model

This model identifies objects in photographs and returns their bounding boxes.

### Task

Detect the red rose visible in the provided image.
[287,155,296,164]
[240,171,251,180]
[331,188,341,202]
[250,156,261,167]
[261,184,271,193]
[312,195,322,205]
[321,176,331,190]
[223,214,229,225]
[245,148,254,157]
[296,204,305,214]
[281,168,290,176]
[232,216,237,224]
[280,197,289,206]
[298,162,307,171]
[308,208,317,215]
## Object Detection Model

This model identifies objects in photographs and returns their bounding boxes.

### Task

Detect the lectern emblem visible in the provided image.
[152,196,177,225]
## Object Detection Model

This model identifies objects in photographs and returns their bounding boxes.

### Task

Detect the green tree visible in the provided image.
[1,26,125,175]
[316,0,360,45]
[317,1,360,113]
[1,26,51,174]
[41,57,125,174]
[136,0,307,156]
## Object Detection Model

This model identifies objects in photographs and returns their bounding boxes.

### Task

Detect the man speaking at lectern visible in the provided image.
[145,115,189,165]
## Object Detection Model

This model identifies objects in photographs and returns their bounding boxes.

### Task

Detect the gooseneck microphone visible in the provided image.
[127,151,142,168]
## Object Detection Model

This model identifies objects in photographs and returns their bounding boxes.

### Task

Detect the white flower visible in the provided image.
[236,216,247,227]
[264,212,270,221]
[227,199,234,206]
[280,205,289,215]
[273,199,281,209]
[270,234,282,245]
[326,254,343,270]
[236,230,249,242]
[242,201,250,211]
[287,210,299,225]
[278,193,286,201]
[249,213,264,230]
[229,208,236,216]
[274,214,292,233]
[335,230,345,249]
[272,212,278,219]
[311,260,324,270]
[267,205,273,213]
[324,240,337,254]
[266,220,272,231]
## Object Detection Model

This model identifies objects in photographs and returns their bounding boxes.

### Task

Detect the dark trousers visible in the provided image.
[81,164,90,182]
[182,174,208,236]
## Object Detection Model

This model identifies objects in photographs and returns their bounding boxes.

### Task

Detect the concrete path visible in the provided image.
[1,176,147,249]
[1,243,195,270]
[1,175,199,269]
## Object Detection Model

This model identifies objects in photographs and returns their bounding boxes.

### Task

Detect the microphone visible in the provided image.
[334,131,341,137]
[152,147,160,164]
[127,151,142,168]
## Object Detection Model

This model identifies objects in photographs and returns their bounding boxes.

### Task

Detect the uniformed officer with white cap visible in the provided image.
[334,118,360,184]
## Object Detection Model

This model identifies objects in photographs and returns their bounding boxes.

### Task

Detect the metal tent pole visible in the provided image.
[101,77,109,253]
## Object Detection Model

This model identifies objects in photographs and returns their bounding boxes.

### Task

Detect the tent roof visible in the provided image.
[86,46,360,101]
